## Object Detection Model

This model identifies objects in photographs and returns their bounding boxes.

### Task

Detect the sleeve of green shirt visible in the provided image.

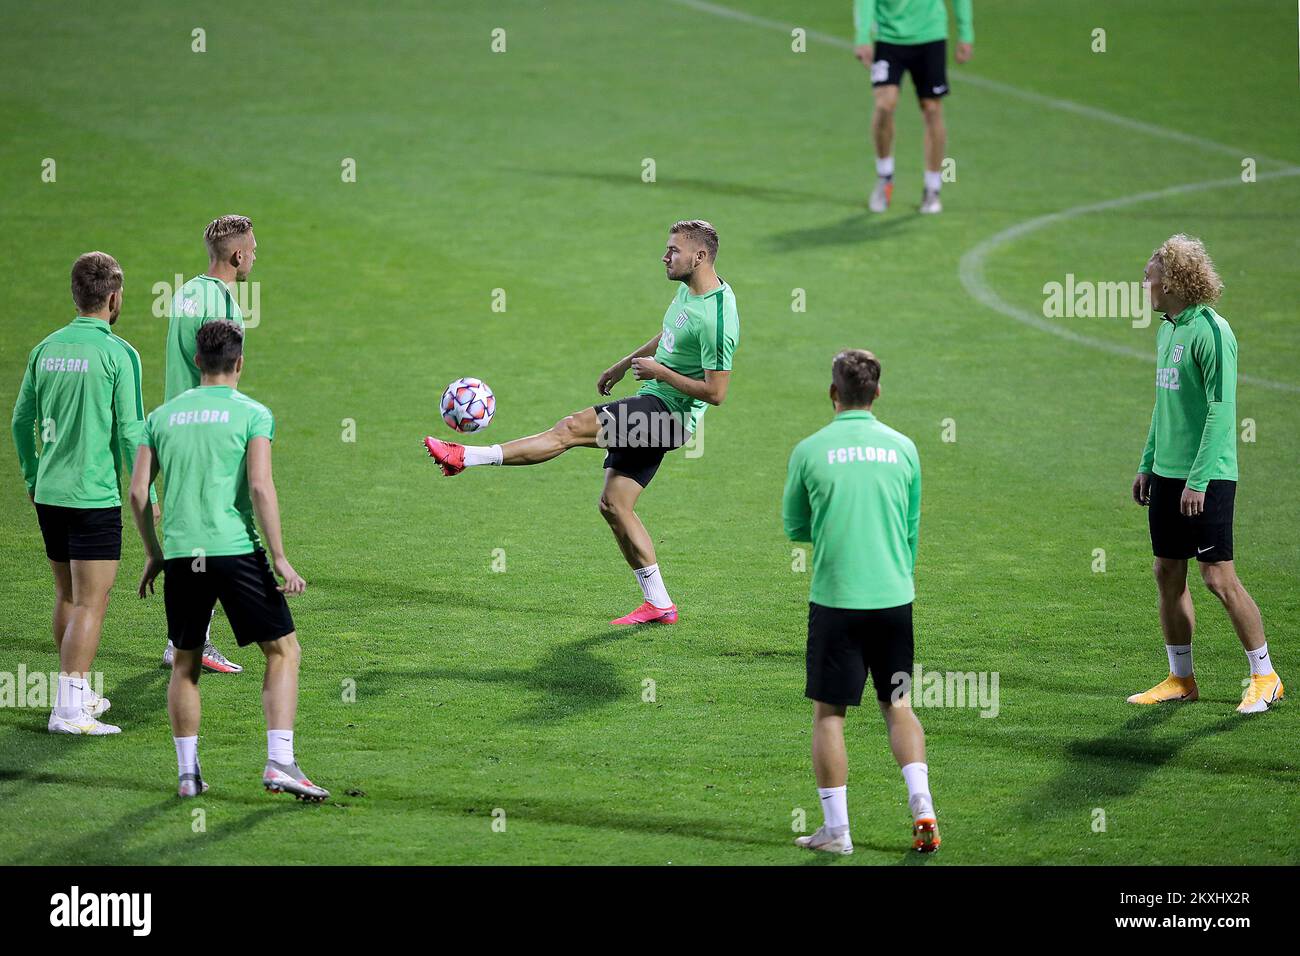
[11,351,39,496]
[1138,403,1158,473]
[853,0,877,45]
[699,295,738,372]
[782,444,812,542]
[952,0,974,43]
[111,344,156,503]
[907,444,922,568]
[1186,323,1236,492]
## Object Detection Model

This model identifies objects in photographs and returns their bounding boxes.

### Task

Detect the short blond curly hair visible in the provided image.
[1152,234,1223,304]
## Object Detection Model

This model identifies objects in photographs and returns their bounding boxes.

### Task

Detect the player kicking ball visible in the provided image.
[783,350,938,854]
[130,321,328,800]
[424,220,739,625]
[1130,235,1283,714]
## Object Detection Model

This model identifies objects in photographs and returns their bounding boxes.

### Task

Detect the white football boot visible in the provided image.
[795,825,854,855]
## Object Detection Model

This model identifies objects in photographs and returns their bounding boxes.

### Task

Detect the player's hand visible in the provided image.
[630,357,663,382]
[1132,472,1152,506]
[955,42,973,64]
[275,557,307,595]
[597,361,627,396]
[854,44,873,68]
[152,502,161,523]
[1179,486,1205,517]
[138,555,164,598]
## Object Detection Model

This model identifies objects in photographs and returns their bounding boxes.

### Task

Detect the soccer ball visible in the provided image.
[440,377,495,433]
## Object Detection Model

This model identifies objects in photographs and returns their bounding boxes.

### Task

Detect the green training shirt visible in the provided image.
[854,0,974,46]
[783,410,921,610]
[1138,303,1238,492]
[144,385,274,560]
[164,275,243,401]
[638,280,739,434]
[11,316,150,509]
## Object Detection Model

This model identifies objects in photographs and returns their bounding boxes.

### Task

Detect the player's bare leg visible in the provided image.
[259,633,328,801]
[50,560,73,657]
[48,559,120,735]
[1201,561,1284,712]
[879,699,940,851]
[603,470,677,625]
[796,701,853,854]
[425,407,600,474]
[919,97,945,214]
[1130,557,1200,704]
[869,85,899,212]
[169,646,207,796]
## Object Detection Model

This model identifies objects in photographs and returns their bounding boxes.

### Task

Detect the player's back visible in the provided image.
[164,276,243,401]
[23,318,143,507]
[146,385,272,559]
[794,410,920,609]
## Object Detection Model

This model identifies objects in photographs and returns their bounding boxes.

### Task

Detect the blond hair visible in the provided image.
[1152,234,1222,304]
[204,214,253,259]
[670,219,719,260]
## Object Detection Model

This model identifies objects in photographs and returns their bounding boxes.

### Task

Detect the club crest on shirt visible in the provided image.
[675,310,688,329]
[1171,343,1184,364]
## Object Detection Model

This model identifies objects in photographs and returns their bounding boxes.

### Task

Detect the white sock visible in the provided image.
[1246,643,1272,676]
[268,729,295,766]
[1166,644,1193,678]
[463,444,503,467]
[901,762,934,819]
[174,736,199,776]
[923,169,943,193]
[875,155,895,178]
[55,674,86,719]
[634,564,672,609]
[817,785,849,832]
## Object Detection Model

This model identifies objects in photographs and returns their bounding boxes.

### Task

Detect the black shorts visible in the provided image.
[1148,474,1235,563]
[35,504,122,562]
[871,39,949,100]
[164,549,295,650]
[806,602,914,706]
[592,394,687,488]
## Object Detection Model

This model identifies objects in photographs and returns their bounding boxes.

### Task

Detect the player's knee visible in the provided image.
[552,415,581,447]
[1152,559,1184,592]
[1199,565,1236,602]
[920,98,943,117]
[597,493,625,524]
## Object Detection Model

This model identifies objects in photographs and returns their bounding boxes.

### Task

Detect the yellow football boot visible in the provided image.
[1126,673,1198,704]
[1237,673,1284,714]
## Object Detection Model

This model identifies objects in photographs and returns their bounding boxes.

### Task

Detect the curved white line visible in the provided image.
[958,169,1300,393]
[667,0,1300,392]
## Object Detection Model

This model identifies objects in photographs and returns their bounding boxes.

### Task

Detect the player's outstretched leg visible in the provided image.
[880,700,940,853]
[47,559,120,736]
[795,701,854,854]
[258,633,328,801]
[1199,561,1285,713]
[425,407,601,476]
[169,646,208,796]
[1129,557,1200,704]
[600,471,677,625]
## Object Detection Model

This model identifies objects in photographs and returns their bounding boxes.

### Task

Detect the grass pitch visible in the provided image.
[0,0,1297,865]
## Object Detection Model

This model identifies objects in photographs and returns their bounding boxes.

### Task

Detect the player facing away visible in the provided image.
[159,214,257,675]
[425,220,739,625]
[11,252,154,735]
[853,0,974,214]
[782,350,938,854]
[1129,235,1283,714]
[130,320,328,800]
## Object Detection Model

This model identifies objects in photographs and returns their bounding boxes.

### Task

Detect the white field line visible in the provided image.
[667,0,1300,391]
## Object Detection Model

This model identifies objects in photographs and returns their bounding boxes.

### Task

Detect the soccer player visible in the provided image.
[1129,235,1284,714]
[159,214,257,674]
[424,220,739,625]
[130,320,327,800]
[853,0,974,214]
[11,252,152,735]
[782,350,938,854]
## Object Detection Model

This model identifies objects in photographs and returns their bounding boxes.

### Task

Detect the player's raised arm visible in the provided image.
[247,435,305,594]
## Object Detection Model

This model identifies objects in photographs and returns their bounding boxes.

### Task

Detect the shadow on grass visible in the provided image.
[766,210,922,249]
[306,573,578,620]
[494,165,861,210]
[1018,706,1243,820]
[349,629,632,724]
